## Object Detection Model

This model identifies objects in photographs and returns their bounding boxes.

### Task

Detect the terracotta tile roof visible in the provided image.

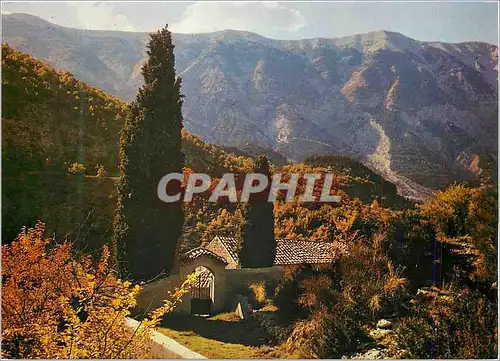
[181,247,229,265]
[214,236,240,265]
[275,239,334,265]
[209,237,334,266]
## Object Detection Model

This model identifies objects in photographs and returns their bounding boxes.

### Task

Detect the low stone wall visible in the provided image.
[224,266,285,308]
[136,266,286,315]
[135,274,188,314]
[225,266,285,288]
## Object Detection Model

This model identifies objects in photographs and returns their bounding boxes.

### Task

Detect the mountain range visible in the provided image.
[2,13,498,199]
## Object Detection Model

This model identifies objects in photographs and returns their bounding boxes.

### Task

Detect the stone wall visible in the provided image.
[136,274,184,313]
[136,264,286,315]
[224,266,285,309]
[225,266,285,289]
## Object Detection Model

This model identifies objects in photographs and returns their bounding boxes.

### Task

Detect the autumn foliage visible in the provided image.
[275,220,407,358]
[419,183,497,284]
[1,222,195,359]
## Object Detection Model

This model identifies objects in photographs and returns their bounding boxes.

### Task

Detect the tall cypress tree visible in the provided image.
[239,156,276,268]
[113,25,184,281]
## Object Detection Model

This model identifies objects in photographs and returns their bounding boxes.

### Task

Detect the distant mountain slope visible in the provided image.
[2,13,498,198]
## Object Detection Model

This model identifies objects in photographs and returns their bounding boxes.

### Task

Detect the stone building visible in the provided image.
[136,236,334,315]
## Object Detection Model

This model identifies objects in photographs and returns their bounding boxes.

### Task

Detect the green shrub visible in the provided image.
[286,308,367,358]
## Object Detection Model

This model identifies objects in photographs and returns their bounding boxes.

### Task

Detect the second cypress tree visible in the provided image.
[239,156,276,268]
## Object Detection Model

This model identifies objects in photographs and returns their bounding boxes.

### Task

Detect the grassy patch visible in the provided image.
[158,313,293,359]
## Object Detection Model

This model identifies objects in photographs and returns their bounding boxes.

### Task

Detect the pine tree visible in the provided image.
[113,25,184,281]
[239,156,276,268]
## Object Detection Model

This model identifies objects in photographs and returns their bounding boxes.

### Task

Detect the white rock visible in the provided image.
[369,328,393,341]
[376,319,393,329]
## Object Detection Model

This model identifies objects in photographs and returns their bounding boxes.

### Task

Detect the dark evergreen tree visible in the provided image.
[113,25,184,281]
[238,156,276,267]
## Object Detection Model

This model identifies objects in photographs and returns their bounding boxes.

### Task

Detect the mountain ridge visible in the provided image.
[4,13,497,46]
[2,13,497,199]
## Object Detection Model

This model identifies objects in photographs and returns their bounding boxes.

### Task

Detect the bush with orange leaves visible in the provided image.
[275,224,407,358]
[1,222,195,359]
[397,285,497,358]
[418,183,497,285]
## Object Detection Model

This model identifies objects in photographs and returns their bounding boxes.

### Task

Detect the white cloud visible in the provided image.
[68,2,136,32]
[170,1,306,35]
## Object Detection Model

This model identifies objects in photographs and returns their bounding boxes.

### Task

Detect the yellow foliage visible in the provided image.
[95,164,108,178]
[249,282,267,305]
[1,222,196,359]
[419,184,497,283]
[369,294,382,313]
[384,262,407,296]
[68,162,86,175]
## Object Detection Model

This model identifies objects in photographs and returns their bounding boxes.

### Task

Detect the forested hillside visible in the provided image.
[1,44,251,249]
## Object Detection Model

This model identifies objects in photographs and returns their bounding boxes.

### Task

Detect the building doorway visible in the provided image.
[190,266,215,316]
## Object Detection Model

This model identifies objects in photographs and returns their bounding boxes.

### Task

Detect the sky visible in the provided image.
[2,1,498,44]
